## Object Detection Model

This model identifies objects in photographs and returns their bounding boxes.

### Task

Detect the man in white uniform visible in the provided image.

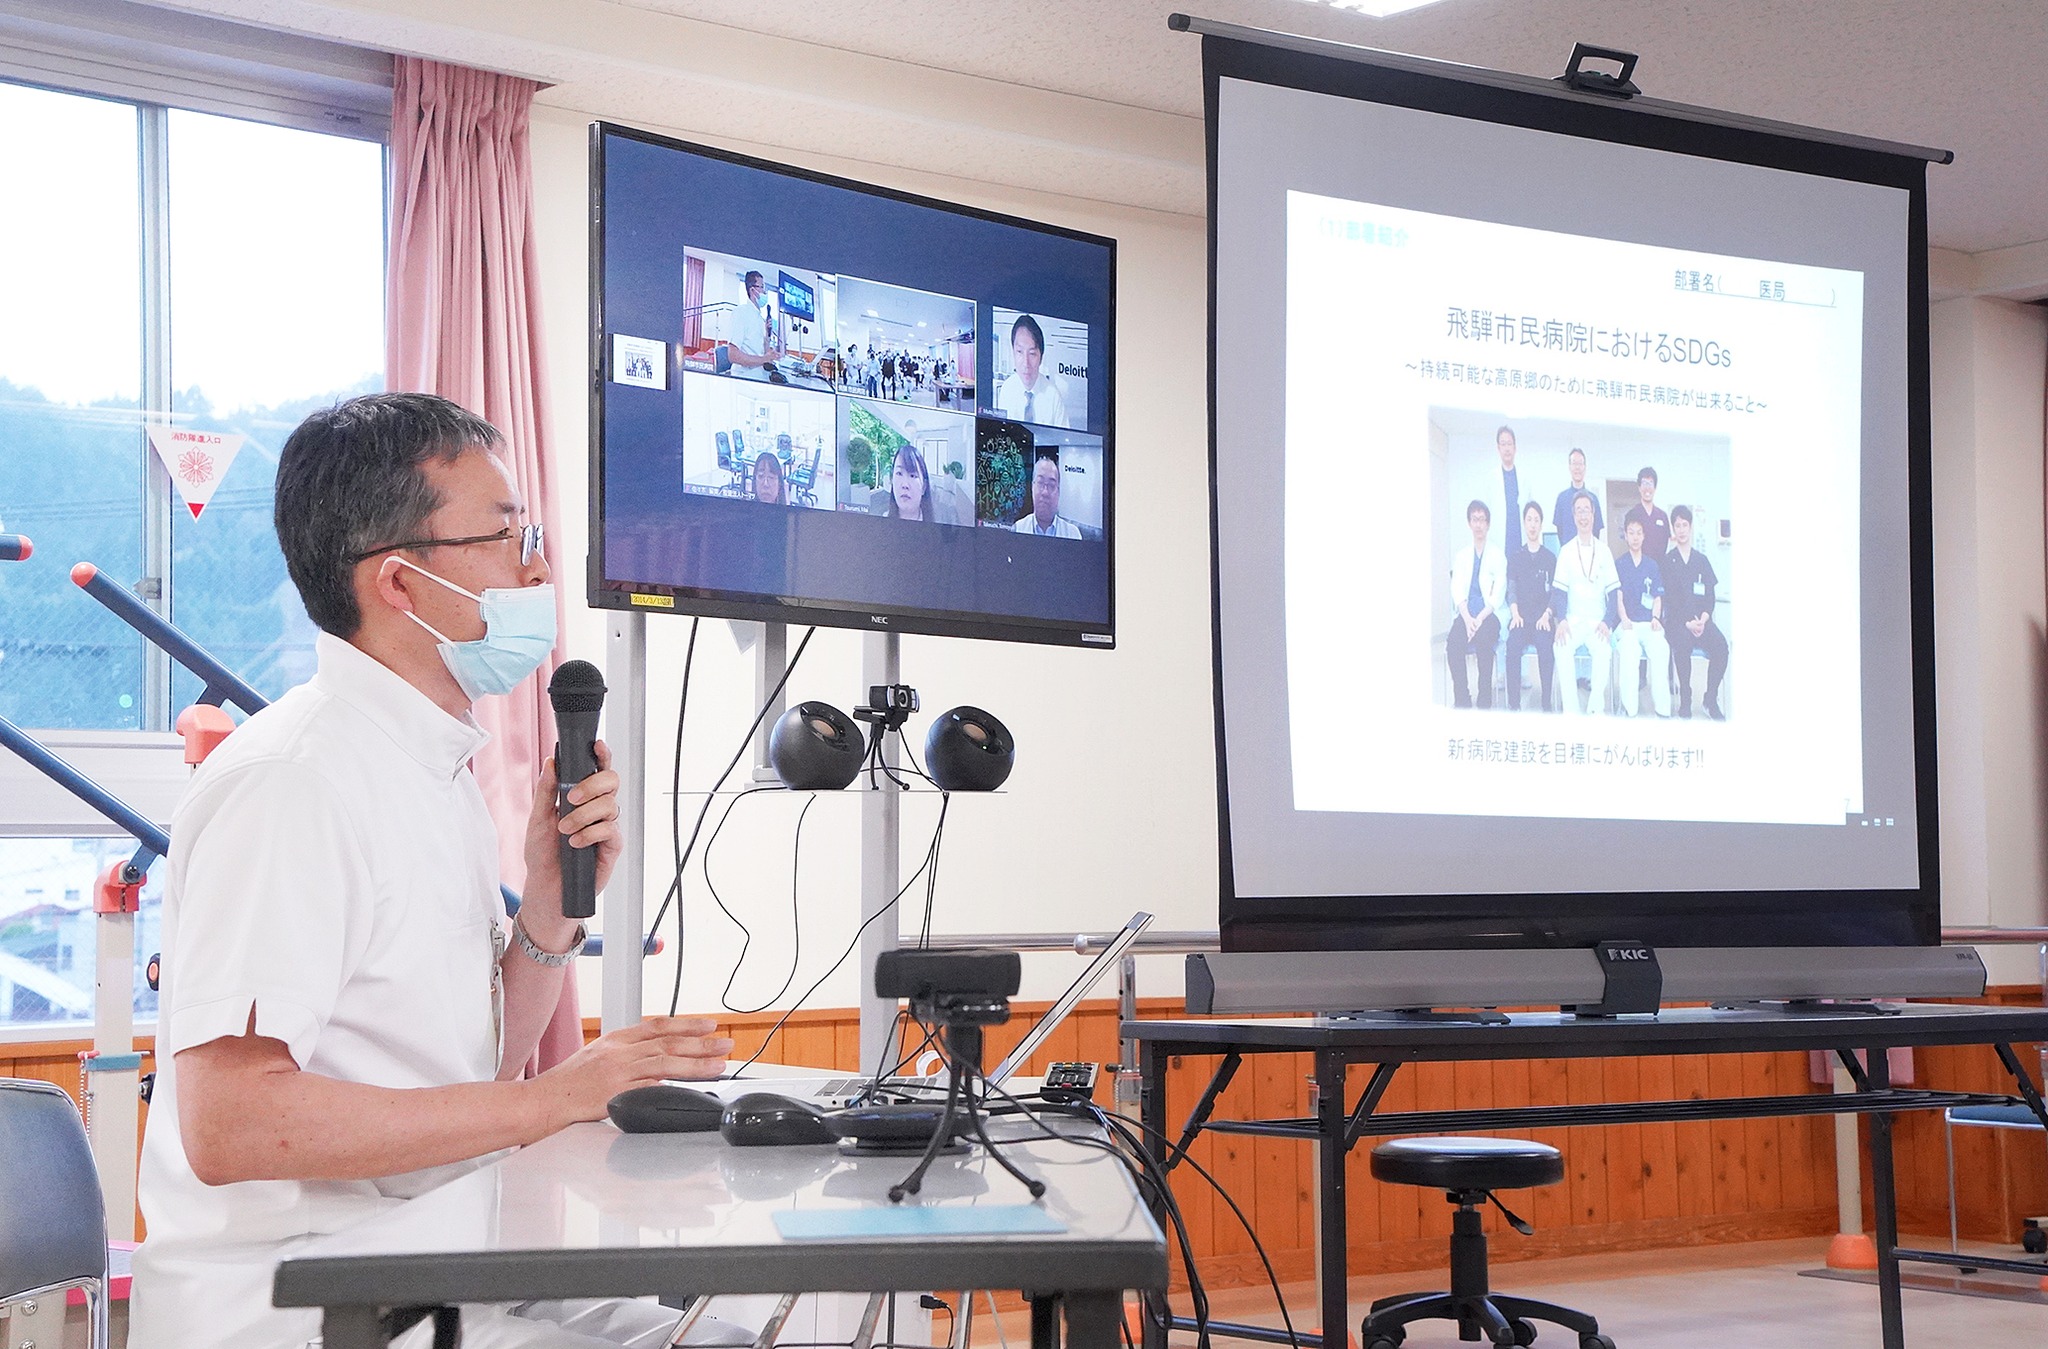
[722,270,778,374]
[993,314,1069,428]
[130,394,744,1349]
[1550,491,1621,716]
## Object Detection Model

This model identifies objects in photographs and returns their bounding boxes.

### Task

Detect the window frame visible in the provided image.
[0,16,392,1034]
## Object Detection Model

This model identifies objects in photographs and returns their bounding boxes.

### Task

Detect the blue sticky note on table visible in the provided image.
[774,1205,1066,1240]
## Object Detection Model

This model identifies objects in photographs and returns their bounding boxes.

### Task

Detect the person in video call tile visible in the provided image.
[1612,516,1672,717]
[871,444,935,521]
[1553,448,1603,543]
[1551,491,1621,716]
[1504,501,1557,712]
[1446,499,1505,710]
[1623,466,1671,559]
[1661,504,1729,720]
[1013,448,1082,538]
[995,314,1070,428]
[723,270,779,372]
[751,451,786,506]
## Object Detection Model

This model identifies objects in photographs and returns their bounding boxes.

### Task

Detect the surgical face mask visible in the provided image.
[399,560,556,699]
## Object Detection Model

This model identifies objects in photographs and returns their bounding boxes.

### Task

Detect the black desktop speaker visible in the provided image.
[923,706,1014,792]
[769,702,865,790]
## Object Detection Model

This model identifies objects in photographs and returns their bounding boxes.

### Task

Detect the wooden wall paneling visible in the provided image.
[1601,1057,1646,1224]
[1669,1052,1715,1219]
[1163,1051,1217,1282]
[1340,1060,1386,1254]
[1636,1054,1681,1219]
[1375,1059,1423,1246]
[1705,1055,1748,1215]
[1249,1049,1304,1260]
[1739,1054,1783,1215]
[1202,1048,1253,1261]
[1524,1057,1572,1233]
[1413,1061,1460,1240]
[1563,1057,1607,1225]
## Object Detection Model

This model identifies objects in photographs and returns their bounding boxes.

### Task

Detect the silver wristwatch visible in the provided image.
[511,913,587,967]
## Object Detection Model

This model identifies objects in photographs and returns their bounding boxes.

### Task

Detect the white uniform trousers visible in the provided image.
[1612,622,1672,717]
[1558,630,1612,716]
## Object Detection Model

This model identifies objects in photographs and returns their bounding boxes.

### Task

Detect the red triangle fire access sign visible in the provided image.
[146,426,246,520]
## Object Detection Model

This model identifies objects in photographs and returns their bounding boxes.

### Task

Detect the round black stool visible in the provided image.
[1361,1137,1612,1349]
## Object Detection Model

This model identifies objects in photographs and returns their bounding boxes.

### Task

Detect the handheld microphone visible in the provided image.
[0,534,32,562]
[547,660,607,920]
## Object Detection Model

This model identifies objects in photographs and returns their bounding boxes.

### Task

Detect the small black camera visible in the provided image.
[874,947,1020,1026]
[854,683,920,731]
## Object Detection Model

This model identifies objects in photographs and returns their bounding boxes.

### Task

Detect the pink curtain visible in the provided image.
[388,58,583,1070]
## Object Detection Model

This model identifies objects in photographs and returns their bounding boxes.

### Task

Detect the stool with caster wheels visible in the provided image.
[1360,1137,1612,1349]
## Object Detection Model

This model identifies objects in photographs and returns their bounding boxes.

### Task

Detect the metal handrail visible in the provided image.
[937,926,2048,951]
[918,930,1219,956]
[1941,927,2048,943]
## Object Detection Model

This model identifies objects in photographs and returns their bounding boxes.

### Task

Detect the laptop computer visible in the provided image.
[689,910,1154,1107]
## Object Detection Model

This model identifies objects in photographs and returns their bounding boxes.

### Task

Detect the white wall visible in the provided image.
[527,106,1215,1013]
[1930,295,2048,986]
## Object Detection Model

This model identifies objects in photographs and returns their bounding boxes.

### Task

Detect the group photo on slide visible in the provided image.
[1430,408,1734,721]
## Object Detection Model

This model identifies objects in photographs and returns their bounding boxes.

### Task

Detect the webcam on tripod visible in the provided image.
[873,947,1020,1027]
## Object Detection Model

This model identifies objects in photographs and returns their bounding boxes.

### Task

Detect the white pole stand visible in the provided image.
[1825,1055,1877,1270]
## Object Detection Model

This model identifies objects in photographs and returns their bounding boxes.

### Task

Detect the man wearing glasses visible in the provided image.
[131,393,743,1349]
[721,268,781,376]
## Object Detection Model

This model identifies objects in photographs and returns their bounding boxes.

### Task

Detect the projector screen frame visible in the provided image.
[1198,29,1944,954]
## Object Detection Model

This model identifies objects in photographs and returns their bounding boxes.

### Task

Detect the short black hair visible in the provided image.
[1496,425,1516,444]
[744,270,765,289]
[1568,447,1586,462]
[274,393,501,639]
[1638,466,1658,486]
[1009,313,1045,354]
[1034,446,1060,466]
[1523,500,1544,521]
[1670,503,1694,525]
[1466,499,1490,523]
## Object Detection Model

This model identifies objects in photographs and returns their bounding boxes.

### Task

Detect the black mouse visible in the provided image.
[719,1091,837,1146]
[607,1083,726,1134]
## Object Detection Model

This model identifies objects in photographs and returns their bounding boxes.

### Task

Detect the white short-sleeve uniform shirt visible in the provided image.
[130,633,507,1349]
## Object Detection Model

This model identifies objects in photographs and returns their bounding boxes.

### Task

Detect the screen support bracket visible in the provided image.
[1564,939,1663,1018]
[1557,43,1641,99]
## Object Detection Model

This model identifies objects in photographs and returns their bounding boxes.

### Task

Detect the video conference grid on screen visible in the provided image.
[1213,76,1922,901]
[596,127,1114,641]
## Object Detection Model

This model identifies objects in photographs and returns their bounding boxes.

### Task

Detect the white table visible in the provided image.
[273,1117,1167,1349]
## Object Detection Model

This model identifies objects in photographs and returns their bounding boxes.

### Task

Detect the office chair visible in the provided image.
[1942,1043,2048,1259]
[787,443,822,508]
[1362,1137,1611,1349]
[0,1078,110,1349]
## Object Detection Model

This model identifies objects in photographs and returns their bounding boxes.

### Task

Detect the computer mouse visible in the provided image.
[607,1083,726,1134]
[719,1091,838,1146]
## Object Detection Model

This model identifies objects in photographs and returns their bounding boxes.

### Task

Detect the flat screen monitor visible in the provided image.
[1203,34,1940,951]
[591,123,1117,648]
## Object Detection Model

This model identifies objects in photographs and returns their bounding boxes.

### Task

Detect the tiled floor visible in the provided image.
[976,1238,2046,1348]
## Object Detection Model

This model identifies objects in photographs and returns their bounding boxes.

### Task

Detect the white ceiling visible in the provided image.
[142,0,2048,258]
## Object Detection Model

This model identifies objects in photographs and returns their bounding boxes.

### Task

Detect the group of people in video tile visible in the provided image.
[1448,425,1729,719]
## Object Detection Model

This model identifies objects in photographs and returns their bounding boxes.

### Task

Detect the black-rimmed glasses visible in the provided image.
[349,523,543,567]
